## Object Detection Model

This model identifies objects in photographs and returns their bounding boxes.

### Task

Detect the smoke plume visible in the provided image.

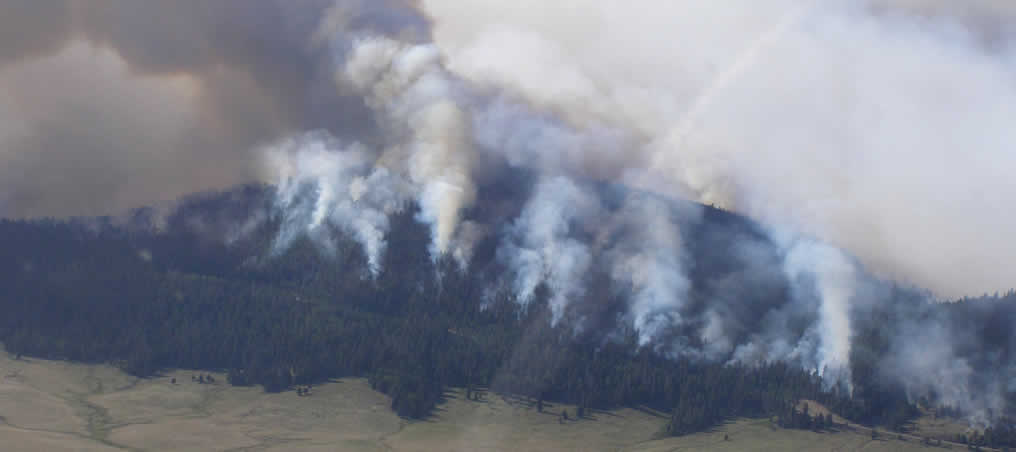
[605,195,695,347]
[422,0,1016,300]
[341,35,477,257]
[2,0,1015,425]
[499,176,600,323]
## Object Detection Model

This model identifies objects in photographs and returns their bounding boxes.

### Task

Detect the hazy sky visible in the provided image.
[2,0,1015,298]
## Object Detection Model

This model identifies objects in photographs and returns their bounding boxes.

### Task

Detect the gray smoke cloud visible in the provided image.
[423,0,1016,300]
[0,0,374,218]
[2,0,1014,425]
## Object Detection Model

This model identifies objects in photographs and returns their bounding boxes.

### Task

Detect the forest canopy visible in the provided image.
[0,184,1013,445]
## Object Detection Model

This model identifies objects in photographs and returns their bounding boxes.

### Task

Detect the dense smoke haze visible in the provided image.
[0,0,380,218]
[2,0,1015,425]
[422,0,1016,300]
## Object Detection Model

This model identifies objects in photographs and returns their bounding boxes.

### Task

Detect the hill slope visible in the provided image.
[0,184,1014,446]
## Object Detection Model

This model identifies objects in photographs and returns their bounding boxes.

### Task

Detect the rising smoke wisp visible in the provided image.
[2,0,1015,424]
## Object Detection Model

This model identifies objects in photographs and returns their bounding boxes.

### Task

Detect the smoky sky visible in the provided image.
[422,0,1016,299]
[2,0,1016,301]
[0,0,400,218]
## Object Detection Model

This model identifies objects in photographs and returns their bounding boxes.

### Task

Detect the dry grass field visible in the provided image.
[628,418,947,452]
[0,348,975,451]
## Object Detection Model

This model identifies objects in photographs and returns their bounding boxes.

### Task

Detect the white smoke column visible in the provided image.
[607,195,693,346]
[266,132,405,275]
[410,101,474,255]
[501,176,599,323]
[725,233,856,385]
[783,237,856,383]
[343,37,476,259]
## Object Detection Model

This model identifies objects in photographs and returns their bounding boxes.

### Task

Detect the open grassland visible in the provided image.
[0,350,975,451]
[628,417,981,452]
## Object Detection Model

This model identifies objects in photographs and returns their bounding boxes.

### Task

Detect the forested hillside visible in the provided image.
[0,185,1013,446]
